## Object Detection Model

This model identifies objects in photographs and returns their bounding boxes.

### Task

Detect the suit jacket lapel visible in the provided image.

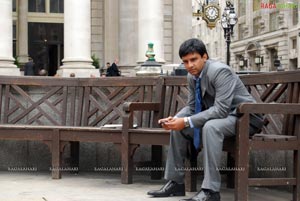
[201,60,210,97]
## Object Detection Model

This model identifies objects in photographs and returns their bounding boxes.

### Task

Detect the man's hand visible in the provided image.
[158,117,185,131]
[158,116,173,130]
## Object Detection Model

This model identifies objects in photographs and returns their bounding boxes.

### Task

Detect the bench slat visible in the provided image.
[248,178,296,186]
[252,134,297,141]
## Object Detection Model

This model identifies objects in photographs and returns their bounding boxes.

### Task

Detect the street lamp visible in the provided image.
[255,55,263,65]
[221,1,237,66]
[239,57,247,69]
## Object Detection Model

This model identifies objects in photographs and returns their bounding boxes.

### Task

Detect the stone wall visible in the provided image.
[91,0,104,66]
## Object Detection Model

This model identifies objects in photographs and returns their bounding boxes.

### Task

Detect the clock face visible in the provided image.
[202,4,220,29]
[205,6,219,20]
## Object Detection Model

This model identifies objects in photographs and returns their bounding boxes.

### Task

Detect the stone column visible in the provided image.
[0,0,20,75]
[104,0,119,65]
[173,0,192,63]
[298,26,300,69]
[138,0,165,63]
[58,0,99,77]
[119,0,138,67]
[18,0,29,64]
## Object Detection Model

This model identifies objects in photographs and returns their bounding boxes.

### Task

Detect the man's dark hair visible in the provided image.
[106,62,110,65]
[179,38,209,59]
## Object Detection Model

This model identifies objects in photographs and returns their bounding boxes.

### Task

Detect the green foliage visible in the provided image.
[14,56,20,68]
[91,54,100,69]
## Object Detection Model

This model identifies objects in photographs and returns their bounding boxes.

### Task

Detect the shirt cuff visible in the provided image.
[188,117,194,128]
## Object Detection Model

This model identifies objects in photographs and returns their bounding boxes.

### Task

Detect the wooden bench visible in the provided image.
[0,76,162,179]
[0,72,299,201]
[122,71,300,200]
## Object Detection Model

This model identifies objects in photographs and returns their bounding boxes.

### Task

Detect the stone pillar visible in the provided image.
[138,0,165,63]
[119,0,138,67]
[298,27,300,69]
[104,0,119,65]
[0,0,20,75]
[173,0,192,63]
[18,0,29,64]
[58,0,99,77]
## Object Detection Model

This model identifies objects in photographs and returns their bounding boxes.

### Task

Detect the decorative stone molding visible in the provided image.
[278,13,287,29]
[259,18,265,32]
[243,25,249,37]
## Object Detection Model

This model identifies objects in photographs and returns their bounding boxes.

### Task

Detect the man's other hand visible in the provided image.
[158,117,185,131]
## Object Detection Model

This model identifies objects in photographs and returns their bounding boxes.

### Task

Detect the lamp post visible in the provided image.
[221,1,237,66]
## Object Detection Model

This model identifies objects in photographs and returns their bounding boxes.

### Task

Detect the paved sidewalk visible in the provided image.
[0,172,292,201]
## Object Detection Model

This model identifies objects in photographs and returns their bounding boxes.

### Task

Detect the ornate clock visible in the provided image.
[202,4,220,29]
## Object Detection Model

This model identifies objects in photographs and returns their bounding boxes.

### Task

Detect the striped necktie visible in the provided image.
[194,78,202,150]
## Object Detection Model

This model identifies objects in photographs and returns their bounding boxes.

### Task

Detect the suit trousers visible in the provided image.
[164,115,237,192]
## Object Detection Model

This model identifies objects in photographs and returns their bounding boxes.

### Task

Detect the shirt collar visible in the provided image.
[192,69,204,80]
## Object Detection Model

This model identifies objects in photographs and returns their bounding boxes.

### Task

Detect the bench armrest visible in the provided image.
[236,102,300,143]
[237,103,300,115]
[123,102,161,112]
[123,102,162,129]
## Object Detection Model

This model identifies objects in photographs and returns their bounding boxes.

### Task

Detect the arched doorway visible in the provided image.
[245,42,261,71]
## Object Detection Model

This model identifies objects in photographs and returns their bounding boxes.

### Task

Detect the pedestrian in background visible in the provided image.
[24,57,36,76]
[106,59,121,76]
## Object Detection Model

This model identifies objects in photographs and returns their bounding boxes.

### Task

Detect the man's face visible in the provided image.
[182,52,207,76]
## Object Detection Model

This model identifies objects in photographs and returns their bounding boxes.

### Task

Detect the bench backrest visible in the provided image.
[239,71,300,136]
[160,76,189,117]
[0,76,162,127]
[160,71,300,136]
[0,71,299,134]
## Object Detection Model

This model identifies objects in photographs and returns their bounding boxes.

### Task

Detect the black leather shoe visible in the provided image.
[179,189,220,201]
[147,180,185,197]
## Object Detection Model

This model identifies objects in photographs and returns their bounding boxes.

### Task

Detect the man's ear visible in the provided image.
[202,54,208,60]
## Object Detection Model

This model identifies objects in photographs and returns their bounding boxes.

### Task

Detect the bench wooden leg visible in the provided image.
[226,152,235,189]
[235,116,249,201]
[185,157,197,192]
[184,143,198,192]
[235,151,249,201]
[151,145,163,180]
[52,129,61,179]
[70,141,79,174]
[293,149,300,201]
[121,129,132,184]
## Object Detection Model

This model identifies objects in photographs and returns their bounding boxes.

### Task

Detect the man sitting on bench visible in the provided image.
[147,38,263,201]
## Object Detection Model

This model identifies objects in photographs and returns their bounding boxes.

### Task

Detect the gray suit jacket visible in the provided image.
[176,59,263,130]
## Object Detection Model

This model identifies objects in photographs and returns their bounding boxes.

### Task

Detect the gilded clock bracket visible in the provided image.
[192,2,221,29]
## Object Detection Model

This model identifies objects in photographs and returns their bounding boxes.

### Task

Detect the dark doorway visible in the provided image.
[28,22,63,76]
[48,44,63,76]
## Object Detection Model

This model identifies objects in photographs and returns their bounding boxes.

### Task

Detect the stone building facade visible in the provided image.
[192,0,300,72]
[0,0,192,77]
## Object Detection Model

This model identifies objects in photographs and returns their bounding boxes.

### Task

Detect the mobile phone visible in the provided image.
[159,120,168,126]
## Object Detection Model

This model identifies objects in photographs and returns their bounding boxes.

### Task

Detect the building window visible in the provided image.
[270,12,278,31]
[13,0,16,12]
[238,23,244,40]
[50,0,64,13]
[253,0,260,11]
[292,38,297,49]
[29,0,46,12]
[253,17,260,36]
[293,7,298,26]
[238,0,246,17]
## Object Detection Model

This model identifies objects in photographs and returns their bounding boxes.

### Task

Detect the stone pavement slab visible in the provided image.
[0,172,292,201]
